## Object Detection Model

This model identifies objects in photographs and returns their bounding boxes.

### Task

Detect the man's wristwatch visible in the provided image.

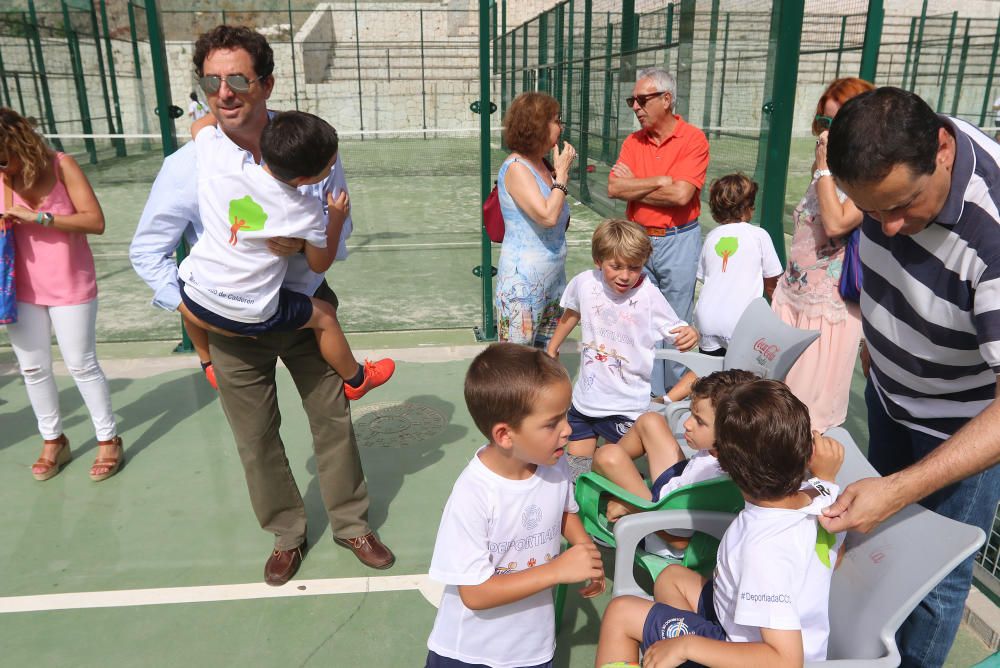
[36,211,54,226]
[813,169,832,181]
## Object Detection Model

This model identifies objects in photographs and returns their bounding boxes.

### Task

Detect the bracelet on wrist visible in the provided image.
[551,182,568,195]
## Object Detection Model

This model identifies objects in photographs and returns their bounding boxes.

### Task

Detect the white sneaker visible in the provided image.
[643,532,686,559]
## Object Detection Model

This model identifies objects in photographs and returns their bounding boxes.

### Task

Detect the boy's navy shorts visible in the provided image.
[642,580,727,654]
[425,651,552,668]
[180,279,313,336]
[649,458,690,502]
[567,405,634,444]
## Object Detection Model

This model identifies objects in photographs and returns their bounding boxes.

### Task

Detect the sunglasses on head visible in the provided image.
[815,114,834,129]
[199,73,265,94]
[626,91,666,108]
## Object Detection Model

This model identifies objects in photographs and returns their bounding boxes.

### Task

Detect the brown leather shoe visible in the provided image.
[334,532,396,570]
[264,540,305,586]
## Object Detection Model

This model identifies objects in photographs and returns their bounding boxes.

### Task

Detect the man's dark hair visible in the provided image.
[260,111,339,182]
[713,379,812,501]
[827,87,943,185]
[464,343,569,440]
[193,25,274,79]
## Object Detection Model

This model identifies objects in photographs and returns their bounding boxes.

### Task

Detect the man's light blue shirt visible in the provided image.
[130,129,352,312]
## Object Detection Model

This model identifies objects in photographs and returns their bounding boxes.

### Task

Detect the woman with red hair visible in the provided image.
[771,77,875,432]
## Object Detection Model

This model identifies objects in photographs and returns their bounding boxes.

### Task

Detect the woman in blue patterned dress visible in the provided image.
[495,92,575,347]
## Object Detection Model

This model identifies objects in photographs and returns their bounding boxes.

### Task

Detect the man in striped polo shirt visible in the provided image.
[823,86,1000,667]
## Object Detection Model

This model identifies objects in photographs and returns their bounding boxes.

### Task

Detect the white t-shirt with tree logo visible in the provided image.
[178,126,328,323]
[696,222,783,351]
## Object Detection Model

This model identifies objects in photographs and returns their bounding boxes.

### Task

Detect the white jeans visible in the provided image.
[6,300,116,441]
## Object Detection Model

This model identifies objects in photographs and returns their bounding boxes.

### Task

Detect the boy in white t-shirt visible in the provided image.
[426,343,605,668]
[596,379,845,666]
[593,370,758,557]
[177,111,393,400]
[695,173,783,356]
[546,219,699,478]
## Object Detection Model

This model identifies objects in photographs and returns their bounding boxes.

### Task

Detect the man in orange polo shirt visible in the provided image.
[608,66,709,395]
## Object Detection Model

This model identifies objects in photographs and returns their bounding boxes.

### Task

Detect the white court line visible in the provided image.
[0,573,445,614]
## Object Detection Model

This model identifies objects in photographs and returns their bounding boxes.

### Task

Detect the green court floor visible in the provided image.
[0,336,992,666]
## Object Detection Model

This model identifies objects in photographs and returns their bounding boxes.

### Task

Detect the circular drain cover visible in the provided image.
[353,401,446,448]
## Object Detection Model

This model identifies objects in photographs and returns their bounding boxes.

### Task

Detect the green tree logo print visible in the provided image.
[228,195,268,245]
[715,236,739,272]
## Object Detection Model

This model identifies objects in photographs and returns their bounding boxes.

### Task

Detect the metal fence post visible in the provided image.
[951,19,970,117]
[61,0,98,164]
[287,0,300,110]
[937,11,957,111]
[859,0,883,82]
[478,0,496,341]
[835,15,847,79]
[565,0,574,142]
[716,12,730,135]
[144,0,188,351]
[554,3,564,108]
[601,19,613,161]
[701,0,720,133]
[538,10,548,92]
[675,0,695,119]
[909,0,928,92]
[0,37,10,108]
[87,0,123,157]
[99,0,126,156]
[420,9,428,137]
[755,0,803,267]
[27,0,62,151]
[353,0,364,135]
[663,3,674,70]
[980,15,1000,127]
[127,1,152,151]
[577,0,592,203]
[901,16,916,88]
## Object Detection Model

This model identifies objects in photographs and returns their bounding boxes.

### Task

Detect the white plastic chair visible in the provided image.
[612,427,986,667]
[655,298,820,448]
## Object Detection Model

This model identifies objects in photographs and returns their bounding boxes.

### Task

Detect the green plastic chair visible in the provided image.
[576,471,744,579]
[555,471,743,634]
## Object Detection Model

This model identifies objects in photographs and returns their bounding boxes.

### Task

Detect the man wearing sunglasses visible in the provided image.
[608,67,710,397]
[130,25,394,586]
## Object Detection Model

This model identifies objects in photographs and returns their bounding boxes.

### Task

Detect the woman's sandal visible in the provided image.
[89,435,124,482]
[32,434,71,481]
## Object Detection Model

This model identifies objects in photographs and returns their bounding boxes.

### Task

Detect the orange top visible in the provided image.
[610,116,710,229]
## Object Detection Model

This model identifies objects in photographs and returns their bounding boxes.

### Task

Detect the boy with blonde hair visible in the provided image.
[547,219,698,476]
[426,343,605,668]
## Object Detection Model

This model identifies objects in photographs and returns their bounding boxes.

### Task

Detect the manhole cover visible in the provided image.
[353,401,447,448]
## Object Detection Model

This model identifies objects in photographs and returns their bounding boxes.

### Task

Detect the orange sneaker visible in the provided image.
[203,362,218,390]
[344,358,396,400]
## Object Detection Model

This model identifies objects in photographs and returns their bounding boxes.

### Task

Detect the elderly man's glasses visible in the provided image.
[815,114,834,130]
[199,74,265,94]
[626,91,666,108]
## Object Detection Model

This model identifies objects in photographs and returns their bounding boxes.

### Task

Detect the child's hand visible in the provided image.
[809,431,844,481]
[669,325,699,352]
[579,573,606,598]
[552,542,604,585]
[327,190,350,221]
[641,636,688,667]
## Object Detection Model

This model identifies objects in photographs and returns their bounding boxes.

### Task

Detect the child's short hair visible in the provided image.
[690,369,759,406]
[465,343,569,439]
[714,379,812,501]
[591,219,653,265]
[260,111,338,182]
[709,173,758,224]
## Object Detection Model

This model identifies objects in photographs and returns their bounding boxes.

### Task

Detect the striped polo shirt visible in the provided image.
[863,116,1000,438]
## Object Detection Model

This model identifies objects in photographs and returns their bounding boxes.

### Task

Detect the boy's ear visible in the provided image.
[491,422,516,451]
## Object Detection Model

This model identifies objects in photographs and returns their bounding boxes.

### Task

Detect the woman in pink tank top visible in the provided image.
[0,108,122,482]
